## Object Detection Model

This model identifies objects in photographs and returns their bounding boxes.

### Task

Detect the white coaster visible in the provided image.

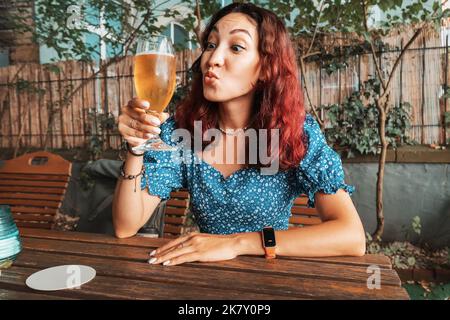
[25,265,96,291]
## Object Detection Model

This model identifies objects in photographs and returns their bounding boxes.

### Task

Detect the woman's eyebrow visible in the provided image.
[211,26,253,40]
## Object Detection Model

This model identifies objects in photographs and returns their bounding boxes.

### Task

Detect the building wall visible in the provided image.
[0,0,39,66]
[343,163,450,248]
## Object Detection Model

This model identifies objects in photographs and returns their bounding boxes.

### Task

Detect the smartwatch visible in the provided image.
[261,226,276,259]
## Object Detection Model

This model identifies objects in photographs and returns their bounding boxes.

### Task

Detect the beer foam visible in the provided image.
[136,51,175,57]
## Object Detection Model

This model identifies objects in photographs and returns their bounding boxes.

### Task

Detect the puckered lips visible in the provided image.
[204,70,219,86]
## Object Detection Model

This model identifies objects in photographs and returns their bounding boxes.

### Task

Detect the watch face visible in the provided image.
[263,227,276,247]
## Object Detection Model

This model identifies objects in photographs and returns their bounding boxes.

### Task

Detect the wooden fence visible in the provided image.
[302,29,449,145]
[0,49,201,150]
[0,31,449,151]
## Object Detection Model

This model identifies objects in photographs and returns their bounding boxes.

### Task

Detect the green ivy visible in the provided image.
[13,79,46,95]
[365,217,449,271]
[79,162,96,191]
[320,78,415,159]
[403,282,450,300]
[445,112,450,126]
[402,216,422,243]
[86,109,118,160]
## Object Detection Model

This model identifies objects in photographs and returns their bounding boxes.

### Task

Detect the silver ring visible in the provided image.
[130,119,138,129]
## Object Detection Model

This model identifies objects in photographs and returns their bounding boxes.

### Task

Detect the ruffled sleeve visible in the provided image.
[296,114,355,207]
[140,116,186,200]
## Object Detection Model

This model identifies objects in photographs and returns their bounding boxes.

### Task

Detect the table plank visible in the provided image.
[20,237,402,287]
[19,227,392,269]
[10,249,409,300]
[0,265,293,300]
[19,227,169,247]
[0,288,75,300]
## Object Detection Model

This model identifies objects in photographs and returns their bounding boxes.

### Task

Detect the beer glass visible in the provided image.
[131,35,177,152]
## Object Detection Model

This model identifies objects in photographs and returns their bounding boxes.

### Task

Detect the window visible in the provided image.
[163,22,196,51]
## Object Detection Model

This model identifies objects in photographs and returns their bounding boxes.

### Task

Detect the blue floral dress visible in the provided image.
[141,114,355,235]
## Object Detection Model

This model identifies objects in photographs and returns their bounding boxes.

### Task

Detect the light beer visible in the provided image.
[133,52,176,113]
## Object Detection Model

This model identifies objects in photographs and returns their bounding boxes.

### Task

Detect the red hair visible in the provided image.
[174,3,306,170]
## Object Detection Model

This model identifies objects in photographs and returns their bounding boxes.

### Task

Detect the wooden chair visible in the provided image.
[289,194,322,227]
[0,151,72,229]
[163,189,191,238]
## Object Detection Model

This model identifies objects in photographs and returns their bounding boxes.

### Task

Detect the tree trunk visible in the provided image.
[43,70,55,151]
[193,0,202,45]
[373,102,388,241]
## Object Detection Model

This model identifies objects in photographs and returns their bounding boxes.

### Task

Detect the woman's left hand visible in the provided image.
[148,232,240,266]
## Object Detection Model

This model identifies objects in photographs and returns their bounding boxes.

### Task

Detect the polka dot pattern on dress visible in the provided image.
[140,114,355,235]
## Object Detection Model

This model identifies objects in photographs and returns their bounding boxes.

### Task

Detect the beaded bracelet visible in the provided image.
[119,162,145,192]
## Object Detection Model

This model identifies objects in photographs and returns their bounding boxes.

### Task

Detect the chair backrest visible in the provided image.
[289,194,322,227]
[163,189,190,238]
[0,151,72,229]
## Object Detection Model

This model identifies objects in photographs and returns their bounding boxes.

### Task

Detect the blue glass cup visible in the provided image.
[0,205,22,269]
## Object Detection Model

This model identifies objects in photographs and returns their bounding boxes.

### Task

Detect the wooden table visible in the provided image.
[0,228,409,300]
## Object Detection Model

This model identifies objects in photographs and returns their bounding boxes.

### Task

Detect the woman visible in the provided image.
[113,3,366,266]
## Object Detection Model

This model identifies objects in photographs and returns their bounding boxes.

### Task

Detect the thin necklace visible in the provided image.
[218,116,255,136]
[218,126,250,136]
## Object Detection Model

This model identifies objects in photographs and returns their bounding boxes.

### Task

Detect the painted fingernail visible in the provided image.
[149,117,161,126]
[163,260,171,266]
[149,250,156,257]
[152,127,161,134]
[145,133,155,139]
[142,101,150,108]
[148,258,157,264]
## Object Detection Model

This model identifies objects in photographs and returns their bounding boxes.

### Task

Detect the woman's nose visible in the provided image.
[206,47,225,68]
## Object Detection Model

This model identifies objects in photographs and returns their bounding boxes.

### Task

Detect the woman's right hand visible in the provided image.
[118,98,170,147]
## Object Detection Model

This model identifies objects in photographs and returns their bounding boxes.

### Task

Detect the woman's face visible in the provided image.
[200,13,261,103]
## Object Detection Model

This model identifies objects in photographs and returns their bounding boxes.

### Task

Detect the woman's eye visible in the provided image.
[231,45,244,52]
[205,42,245,52]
